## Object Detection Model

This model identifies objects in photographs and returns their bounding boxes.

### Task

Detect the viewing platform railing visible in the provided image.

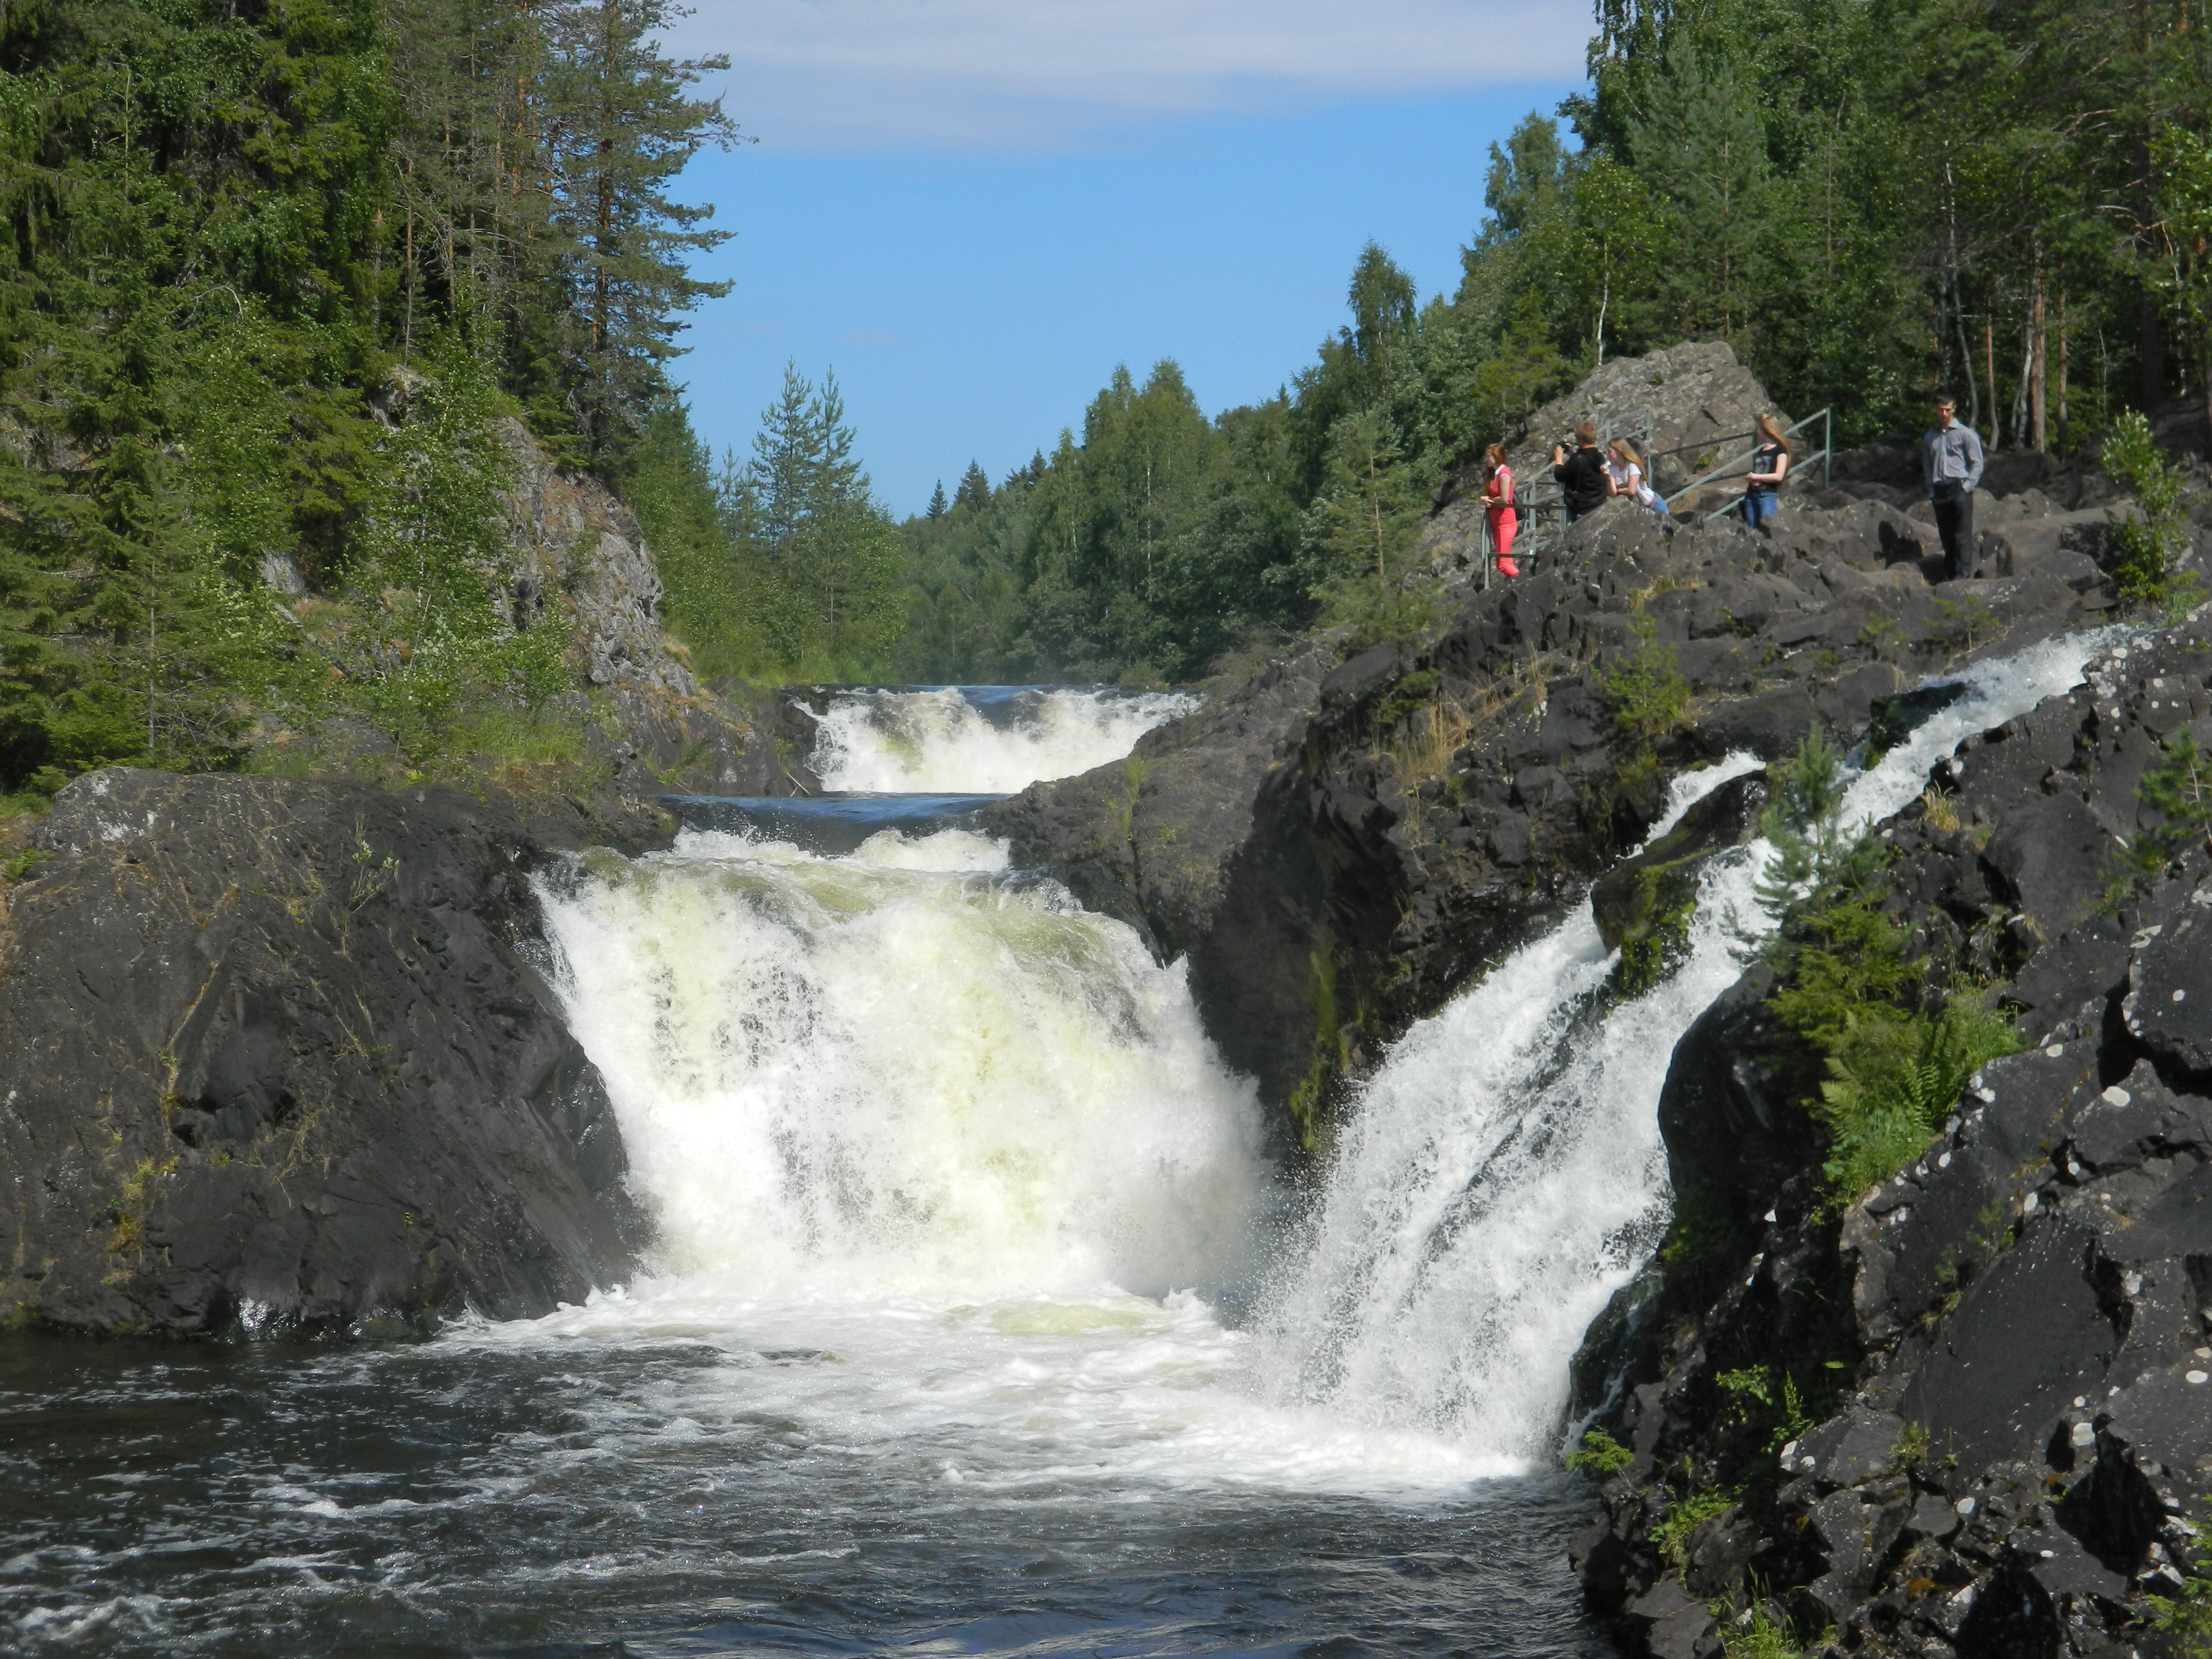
[1471,406,1834,588]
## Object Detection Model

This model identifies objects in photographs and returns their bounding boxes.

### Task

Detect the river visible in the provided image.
[0,647,2117,1655]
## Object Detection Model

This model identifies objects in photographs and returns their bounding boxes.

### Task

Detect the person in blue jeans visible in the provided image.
[1741,414,1791,529]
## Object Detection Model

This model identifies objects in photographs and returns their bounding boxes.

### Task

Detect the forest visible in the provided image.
[2,0,2209,797]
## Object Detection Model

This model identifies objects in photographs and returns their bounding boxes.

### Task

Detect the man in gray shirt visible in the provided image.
[1923,393,1986,580]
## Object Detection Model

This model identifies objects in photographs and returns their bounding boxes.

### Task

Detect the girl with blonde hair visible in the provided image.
[1742,414,1791,529]
[1606,437,1667,514]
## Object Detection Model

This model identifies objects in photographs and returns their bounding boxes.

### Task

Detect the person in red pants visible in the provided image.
[1482,444,1519,577]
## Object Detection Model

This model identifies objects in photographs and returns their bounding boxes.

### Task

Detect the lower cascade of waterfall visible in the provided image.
[0,650,2119,1656]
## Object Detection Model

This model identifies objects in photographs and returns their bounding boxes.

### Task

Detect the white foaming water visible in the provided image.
[527,821,1512,1497]
[508,631,2117,1504]
[807,686,1199,793]
[1256,627,2125,1464]
[538,827,1264,1298]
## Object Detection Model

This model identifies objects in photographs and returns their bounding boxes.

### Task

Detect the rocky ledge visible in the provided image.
[985,343,2212,1650]
[1566,624,2212,1658]
[987,410,2140,1142]
[0,770,661,1337]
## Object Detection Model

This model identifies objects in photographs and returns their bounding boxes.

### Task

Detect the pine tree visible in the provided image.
[548,0,741,457]
[1625,40,1776,342]
[953,460,992,514]
[1307,409,1434,644]
[928,481,948,519]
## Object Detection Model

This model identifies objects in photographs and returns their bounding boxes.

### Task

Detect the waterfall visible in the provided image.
[1254,626,2124,1461]
[521,635,2119,1496]
[806,686,1199,794]
[537,827,1268,1299]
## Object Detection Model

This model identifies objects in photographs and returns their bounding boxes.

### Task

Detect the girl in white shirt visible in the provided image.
[1606,439,1667,513]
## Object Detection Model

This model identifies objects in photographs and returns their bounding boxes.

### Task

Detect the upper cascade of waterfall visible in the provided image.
[1254,626,2127,1465]
[805,685,1199,794]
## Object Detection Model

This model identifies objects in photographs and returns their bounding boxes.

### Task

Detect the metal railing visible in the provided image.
[1467,406,1838,585]
[1473,406,1655,588]
[1688,408,1834,524]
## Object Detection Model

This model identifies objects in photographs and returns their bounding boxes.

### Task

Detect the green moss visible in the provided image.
[1612,861,1700,997]
[1651,1484,1735,1570]
[1286,930,1354,1152]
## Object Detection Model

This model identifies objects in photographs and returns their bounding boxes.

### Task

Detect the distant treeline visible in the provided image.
[856,0,2212,684]
[4,0,2207,795]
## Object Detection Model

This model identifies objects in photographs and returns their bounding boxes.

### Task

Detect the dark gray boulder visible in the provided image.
[0,769,654,1337]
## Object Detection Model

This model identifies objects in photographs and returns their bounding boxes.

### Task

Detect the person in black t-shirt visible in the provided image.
[1741,414,1792,530]
[1552,421,1609,522]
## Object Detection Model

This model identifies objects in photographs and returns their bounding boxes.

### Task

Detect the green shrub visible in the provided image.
[2103,410,2203,615]
[1566,1427,1634,1476]
[1717,1602,1808,1659]
[1651,1484,1735,1569]
[1752,730,2021,1206]
[1603,613,1691,745]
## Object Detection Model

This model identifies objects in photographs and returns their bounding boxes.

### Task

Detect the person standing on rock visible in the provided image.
[1922,393,1986,580]
[1741,414,1791,529]
[1552,421,1610,524]
[1482,444,1520,577]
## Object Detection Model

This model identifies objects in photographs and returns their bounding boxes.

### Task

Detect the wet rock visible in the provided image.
[2125,907,2212,1086]
[1592,770,1766,951]
[1898,1218,2122,1471]
[1693,686,1820,761]
[1622,1575,1716,1659]
[1981,794,2119,935]
[0,769,653,1336]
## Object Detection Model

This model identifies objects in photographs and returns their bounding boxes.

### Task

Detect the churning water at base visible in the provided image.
[0,645,2122,1654]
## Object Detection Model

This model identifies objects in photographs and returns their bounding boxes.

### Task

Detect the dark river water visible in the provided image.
[0,1335,1609,1657]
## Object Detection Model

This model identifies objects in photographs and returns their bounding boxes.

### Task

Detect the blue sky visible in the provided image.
[660,1,1588,518]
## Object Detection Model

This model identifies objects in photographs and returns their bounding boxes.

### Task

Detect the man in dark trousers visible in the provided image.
[1922,393,1986,580]
[1552,421,1610,523]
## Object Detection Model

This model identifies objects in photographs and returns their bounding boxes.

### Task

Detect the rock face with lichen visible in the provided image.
[0,768,657,1336]
[1566,625,2212,1659]
[492,418,783,797]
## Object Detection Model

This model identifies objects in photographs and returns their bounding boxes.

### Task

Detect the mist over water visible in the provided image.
[2,650,2121,1655]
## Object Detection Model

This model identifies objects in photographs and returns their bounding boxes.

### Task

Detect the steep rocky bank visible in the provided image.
[1568,623,2212,1659]
[0,770,659,1336]
[987,348,2141,1144]
[983,341,2212,1650]
[0,414,805,1339]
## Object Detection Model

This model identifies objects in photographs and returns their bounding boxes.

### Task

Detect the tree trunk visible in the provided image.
[2031,260,2047,453]
[1985,320,1999,449]
[2057,290,2070,454]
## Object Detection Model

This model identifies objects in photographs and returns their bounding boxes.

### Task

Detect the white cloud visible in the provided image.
[672,0,1588,151]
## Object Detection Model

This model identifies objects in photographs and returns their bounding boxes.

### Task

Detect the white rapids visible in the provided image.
[1254,627,2124,1462]
[508,636,2117,1500]
[805,686,1199,794]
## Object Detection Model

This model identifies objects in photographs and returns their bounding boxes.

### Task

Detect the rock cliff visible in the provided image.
[988,340,2212,1651]
[1569,624,2212,1659]
[0,769,654,1336]
[988,387,2134,1143]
